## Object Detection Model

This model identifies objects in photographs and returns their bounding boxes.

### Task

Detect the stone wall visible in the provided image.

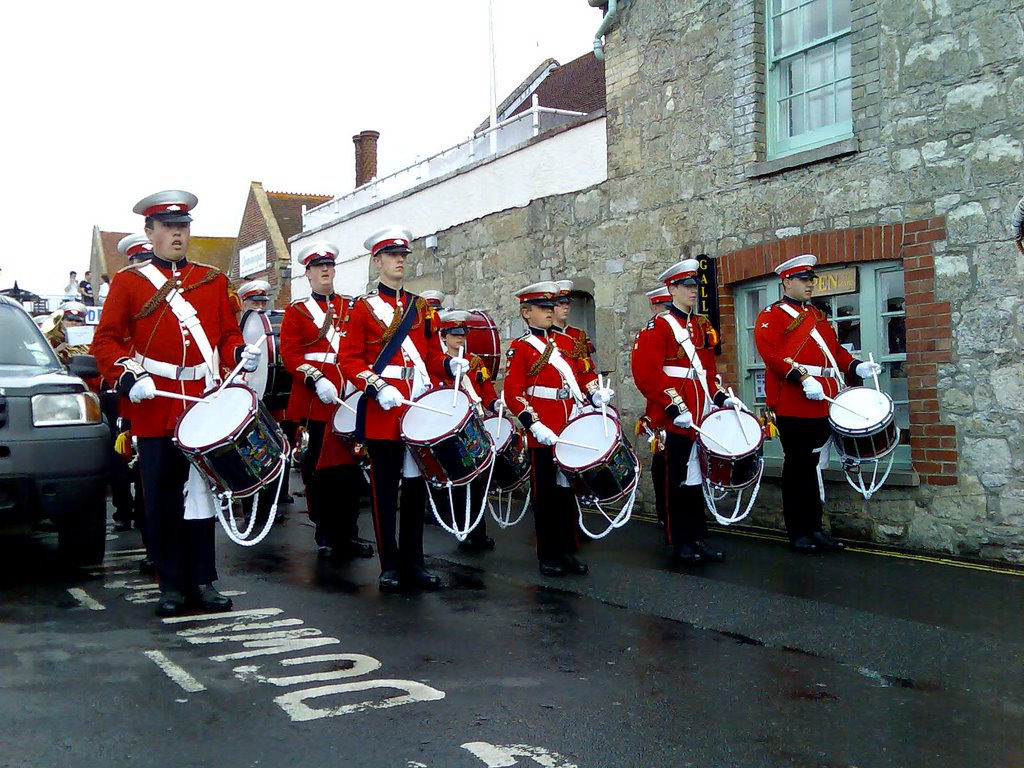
[396,0,1024,561]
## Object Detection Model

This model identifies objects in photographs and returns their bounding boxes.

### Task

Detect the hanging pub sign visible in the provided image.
[812,266,859,297]
[696,254,721,353]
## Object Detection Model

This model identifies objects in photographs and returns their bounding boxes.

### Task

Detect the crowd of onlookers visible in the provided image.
[64,269,112,306]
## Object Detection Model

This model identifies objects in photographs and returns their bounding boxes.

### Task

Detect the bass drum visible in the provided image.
[464,309,501,377]
[241,309,292,411]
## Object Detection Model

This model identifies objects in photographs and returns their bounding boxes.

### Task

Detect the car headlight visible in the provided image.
[31,392,102,426]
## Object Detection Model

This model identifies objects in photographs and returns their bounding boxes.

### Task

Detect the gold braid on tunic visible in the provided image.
[527,340,555,377]
[303,304,336,346]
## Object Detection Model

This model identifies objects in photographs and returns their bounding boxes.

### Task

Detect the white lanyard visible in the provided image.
[138,263,219,385]
[660,312,712,405]
[776,303,841,372]
[522,334,584,403]
[366,295,430,390]
[302,297,340,353]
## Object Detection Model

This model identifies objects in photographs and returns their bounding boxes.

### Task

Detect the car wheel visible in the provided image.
[58,489,107,568]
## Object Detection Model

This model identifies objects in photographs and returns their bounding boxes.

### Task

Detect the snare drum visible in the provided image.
[400,389,493,486]
[828,387,899,462]
[174,384,287,498]
[241,309,292,410]
[329,390,368,463]
[483,415,530,492]
[554,413,639,505]
[696,408,764,490]
[463,310,501,379]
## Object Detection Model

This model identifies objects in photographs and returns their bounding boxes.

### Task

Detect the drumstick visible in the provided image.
[554,437,602,451]
[823,395,872,421]
[332,397,358,415]
[451,346,464,408]
[218,333,267,392]
[152,390,205,404]
[598,373,608,438]
[399,397,452,417]
[868,352,881,392]
[727,386,751,443]
[690,423,732,453]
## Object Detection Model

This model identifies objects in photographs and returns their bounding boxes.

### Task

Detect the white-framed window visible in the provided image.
[766,0,853,158]
[734,261,910,469]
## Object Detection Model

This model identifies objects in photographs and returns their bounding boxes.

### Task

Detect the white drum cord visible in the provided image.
[840,427,900,500]
[426,451,496,542]
[489,486,530,529]
[213,450,287,547]
[574,453,641,540]
[702,457,763,526]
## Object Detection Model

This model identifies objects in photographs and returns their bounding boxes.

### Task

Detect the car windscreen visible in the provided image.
[0,305,62,368]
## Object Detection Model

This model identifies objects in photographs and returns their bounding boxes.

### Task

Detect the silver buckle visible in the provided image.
[557,385,571,400]
[175,365,185,379]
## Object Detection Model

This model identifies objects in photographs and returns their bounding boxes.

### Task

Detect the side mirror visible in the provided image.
[69,354,100,379]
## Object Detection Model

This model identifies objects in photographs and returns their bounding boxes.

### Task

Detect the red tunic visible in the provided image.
[339,286,451,441]
[503,328,598,448]
[91,258,244,438]
[753,298,856,418]
[439,353,499,413]
[631,307,723,437]
[281,293,346,424]
[557,324,596,374]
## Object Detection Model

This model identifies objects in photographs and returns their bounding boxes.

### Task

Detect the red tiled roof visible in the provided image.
[507,52,606,119]
[99,231,236,275]
[266,191,333,242]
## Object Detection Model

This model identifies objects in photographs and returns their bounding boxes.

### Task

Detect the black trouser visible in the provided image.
[300,420,365,548]
[650,449,666,524]
[528,447,576,563]
[664,432,708,546]
[776,415,833,541]
[436,476,490,543]
[137,437,217,593]
[365,439,427,574]
[100,392,145,534]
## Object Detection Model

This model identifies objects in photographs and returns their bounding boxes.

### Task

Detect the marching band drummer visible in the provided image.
[92,190,261,617]
[634,286,673,529]
[437,309,499,552]
[279,243,373,563]
[552,280,596,374]
[339,226,468,592]
[503,281,613,577]
[631,259,747,565]
[420,290,446,311]
[753,254,881,554]
[238,279,272,313]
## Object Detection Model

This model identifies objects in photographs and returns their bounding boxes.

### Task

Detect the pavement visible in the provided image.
[1,476,1022,768]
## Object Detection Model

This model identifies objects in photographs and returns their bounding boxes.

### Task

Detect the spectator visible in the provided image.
[79,271,95,306]
[97,274,111,306]
[64,271,79,300]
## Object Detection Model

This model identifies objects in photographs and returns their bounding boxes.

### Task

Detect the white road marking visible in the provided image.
[274,679,445,722]
[162,607,283,624]
[461,742,579,768]
[66,588,105,611]
[143,650,207,693]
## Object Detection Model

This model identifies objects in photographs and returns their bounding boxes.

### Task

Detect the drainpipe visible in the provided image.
[593,0,621,62]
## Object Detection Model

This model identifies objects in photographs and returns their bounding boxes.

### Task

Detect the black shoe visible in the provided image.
[458,535,496,552]
[112,518,133,532]
[278,494,295,505]
[316,545,333,561]
[138,557,155,576]
[562,555,589,575]
[672,543,704,564]
[155,590,186,617]
[694,540,726,562]
[347,539,375,558]
[194,584,233,612]
[811,531,845,551]
[403,567,442,590]
[378,570,402,592]
[790,536,822,554]
[539,560,566,577]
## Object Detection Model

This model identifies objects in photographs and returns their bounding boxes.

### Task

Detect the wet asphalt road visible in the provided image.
[1,478,1023,768]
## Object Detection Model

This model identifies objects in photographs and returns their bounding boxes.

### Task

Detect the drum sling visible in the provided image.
[354,298,418,443]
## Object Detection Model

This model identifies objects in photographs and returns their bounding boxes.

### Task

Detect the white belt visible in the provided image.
[133,354,209,381]
[526,385,574,400]
[803,365,840,378]
[304,352,337,364]
[662,365,700,380]
[381,365,415,381]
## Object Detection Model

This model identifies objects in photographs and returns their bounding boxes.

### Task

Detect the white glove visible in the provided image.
[240,343,261,372]
[592,387,615,406]
[529,422,558,446]
[448,356,470,376]
[672,410,693,429]
[856,361,883,379]
[376,385,404,411]
[128,376,157,403]
[314,378,339,405]
[802,376,825,401]
[723,394,750,413]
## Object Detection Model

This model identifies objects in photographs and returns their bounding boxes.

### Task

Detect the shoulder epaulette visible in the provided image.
[117,262,144,274]
[189,261,223,275]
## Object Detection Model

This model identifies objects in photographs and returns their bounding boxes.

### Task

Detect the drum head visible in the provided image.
[698,409,763,456]
[830,387,893,431]
[554,413,618,469]
[483,416,515,451]
[240,310,272,399]
[176,386,255,450]
[401,389,471,443]
[331,391,363,436]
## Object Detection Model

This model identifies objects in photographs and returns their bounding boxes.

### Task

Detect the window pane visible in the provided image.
[836,36,851,79]
[807,84,835,130]
[888,361,910,443]
[774,9,801,55]
[805,0,828,42]
[778,95,805,138]
[836,78,852,123]
[878,270,905,313]
[885,316,906,355]
[747,328,764,366]
[781,56,804,97]
[833,0,851,31]
[811,296,833,315]
[805,44,834,89]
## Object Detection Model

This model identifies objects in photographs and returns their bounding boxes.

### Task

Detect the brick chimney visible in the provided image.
[353,130,380,188]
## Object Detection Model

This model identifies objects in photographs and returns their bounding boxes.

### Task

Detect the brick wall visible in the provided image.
[230,184,291,308]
